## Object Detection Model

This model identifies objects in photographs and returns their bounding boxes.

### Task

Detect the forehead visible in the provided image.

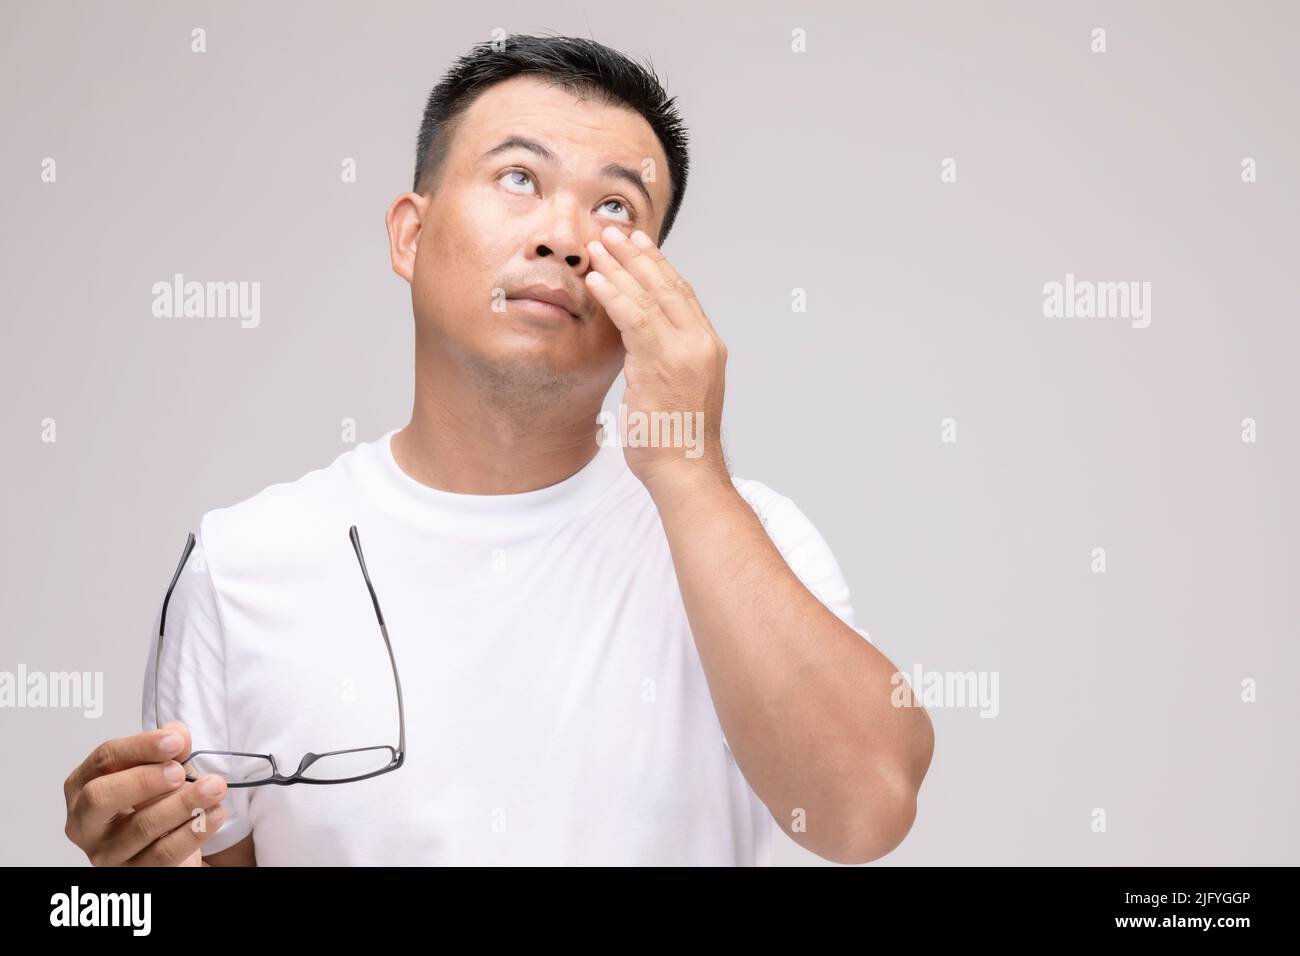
[452,76,670,198]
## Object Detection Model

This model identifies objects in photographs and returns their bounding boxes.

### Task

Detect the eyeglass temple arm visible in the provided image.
[153,528,406,760]
[350,525,407,758]
[155,531,197,732]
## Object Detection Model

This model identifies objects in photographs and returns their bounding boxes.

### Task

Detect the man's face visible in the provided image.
[395,75,673,403]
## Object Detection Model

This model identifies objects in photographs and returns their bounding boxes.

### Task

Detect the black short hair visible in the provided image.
[413,34,691,244]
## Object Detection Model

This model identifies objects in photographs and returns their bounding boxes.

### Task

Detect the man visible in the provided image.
[63,34,933,866]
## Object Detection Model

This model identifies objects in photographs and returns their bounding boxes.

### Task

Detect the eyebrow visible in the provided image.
[480,135,655,215]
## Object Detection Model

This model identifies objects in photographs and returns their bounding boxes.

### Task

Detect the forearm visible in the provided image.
[647,469,934,863]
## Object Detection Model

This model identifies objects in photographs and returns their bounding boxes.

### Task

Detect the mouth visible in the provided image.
[505,297,579,321]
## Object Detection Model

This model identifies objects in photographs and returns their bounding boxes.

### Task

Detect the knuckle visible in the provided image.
[89,744,113,776]
[632,290,657,313]
[188,782,222,813]
[122,807,154,845]
[79,777,106,811]
[149,836,183,867]
[179,782,204,811]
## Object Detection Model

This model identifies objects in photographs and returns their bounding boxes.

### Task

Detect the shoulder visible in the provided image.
[196,441,365,578]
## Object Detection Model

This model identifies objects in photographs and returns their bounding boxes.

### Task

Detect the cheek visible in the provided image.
[415,203,504,308]
[593,312,628,362]
[423,201,483,271]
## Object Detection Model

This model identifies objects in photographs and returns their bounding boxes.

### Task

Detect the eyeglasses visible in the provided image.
[153,525,406,787]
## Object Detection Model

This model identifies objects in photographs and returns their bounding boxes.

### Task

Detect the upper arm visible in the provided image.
[722,477,873,757]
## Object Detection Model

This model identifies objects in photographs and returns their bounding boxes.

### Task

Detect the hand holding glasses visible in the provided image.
[153,526,406,787]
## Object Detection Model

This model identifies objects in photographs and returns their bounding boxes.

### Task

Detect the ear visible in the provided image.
[385,192,429,284]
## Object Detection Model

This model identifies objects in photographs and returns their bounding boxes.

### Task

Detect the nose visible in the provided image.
[525,198,593,272]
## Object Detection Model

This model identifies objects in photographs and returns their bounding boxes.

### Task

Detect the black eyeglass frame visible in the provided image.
[153,525,406,787]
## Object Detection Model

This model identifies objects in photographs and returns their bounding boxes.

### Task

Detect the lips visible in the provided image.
[509,298,575,321]
[507,284,580,319]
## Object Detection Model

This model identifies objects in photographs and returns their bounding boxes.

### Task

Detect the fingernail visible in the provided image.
[630,230,653,248]
[589,240,608,257]
[603,226,626,243]
[158,733,181,756]
[201,776,224,797]
[164,762,184,784]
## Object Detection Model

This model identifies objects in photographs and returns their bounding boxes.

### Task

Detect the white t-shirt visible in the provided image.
[141,427,871,865]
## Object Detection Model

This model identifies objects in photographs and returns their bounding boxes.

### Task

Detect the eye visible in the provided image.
[498,168,637,223]
[499,168,536,195]
[600,199,635,223]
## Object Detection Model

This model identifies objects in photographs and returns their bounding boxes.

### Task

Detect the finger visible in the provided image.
[604,225,706,332]
[129,760,198,813]
[67,723,191,797]
[592,227,692,331]
[66,723,191,824]
[97,774,228,866]
[627,229,720,339]
[72,759,191,837]
[584,254,663,350]
[586,237,657,317]
[124,800,229,867]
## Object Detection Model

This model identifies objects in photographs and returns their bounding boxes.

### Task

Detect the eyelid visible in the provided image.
[499,165,534,187]
[601,198,638,224]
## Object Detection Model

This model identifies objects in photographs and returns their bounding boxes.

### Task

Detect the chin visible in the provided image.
[459,339,581,386]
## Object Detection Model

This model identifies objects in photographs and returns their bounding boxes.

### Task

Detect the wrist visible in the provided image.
[642,456,735,511]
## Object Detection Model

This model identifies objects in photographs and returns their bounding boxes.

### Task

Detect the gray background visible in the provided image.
[2,0,1296,866]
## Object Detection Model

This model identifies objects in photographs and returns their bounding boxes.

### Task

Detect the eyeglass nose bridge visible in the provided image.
[232,751,304,785]
[248,751,325,784]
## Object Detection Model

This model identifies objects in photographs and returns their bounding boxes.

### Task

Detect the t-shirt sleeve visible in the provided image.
[140,525,254,856]
[724,478,873,753]
[733,477,873,644]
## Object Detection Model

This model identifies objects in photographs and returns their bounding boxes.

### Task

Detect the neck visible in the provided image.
[392,341,610,495]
